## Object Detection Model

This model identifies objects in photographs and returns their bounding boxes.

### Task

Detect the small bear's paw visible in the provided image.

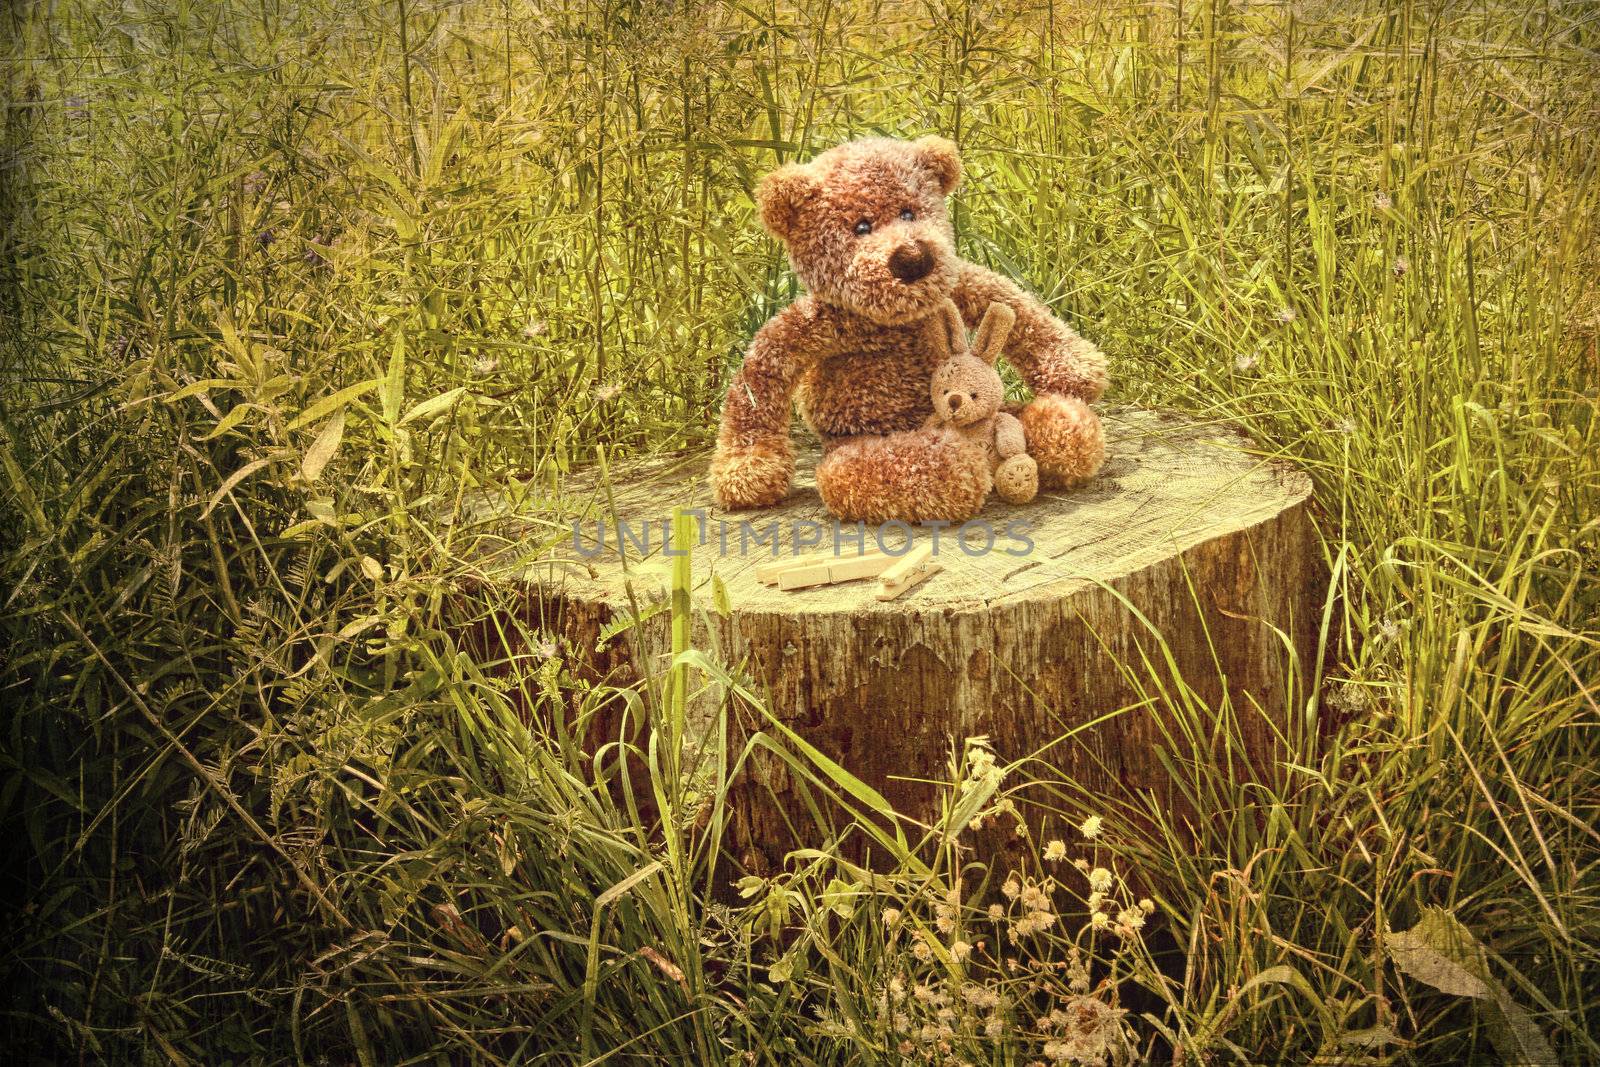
[994,453,1038,504]
[1019,393,1106,489]
[710,442,794,509]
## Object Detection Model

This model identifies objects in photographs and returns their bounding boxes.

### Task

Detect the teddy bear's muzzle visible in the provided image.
[888,241,935,283]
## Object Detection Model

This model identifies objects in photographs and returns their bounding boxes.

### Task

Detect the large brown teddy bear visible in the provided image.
[710,136,1107,521]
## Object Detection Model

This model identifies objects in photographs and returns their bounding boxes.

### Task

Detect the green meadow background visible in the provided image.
[2,0,1597,1061]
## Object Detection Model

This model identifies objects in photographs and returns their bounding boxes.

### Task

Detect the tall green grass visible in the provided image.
[2,0,1597,1061]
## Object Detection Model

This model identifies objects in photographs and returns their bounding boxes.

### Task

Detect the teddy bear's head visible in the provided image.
[928,299,1014,428]
[756,136,963,325]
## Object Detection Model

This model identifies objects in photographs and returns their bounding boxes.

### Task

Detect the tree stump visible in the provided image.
[490,407,1322,872]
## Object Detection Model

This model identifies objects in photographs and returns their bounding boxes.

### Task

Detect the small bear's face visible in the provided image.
[931,354,1004,428]
[756,137,963,325]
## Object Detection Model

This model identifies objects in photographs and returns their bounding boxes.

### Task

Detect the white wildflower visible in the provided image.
[967,744,996,777]
[968,985,1001,1010]
[1050,996,1128,1065]
[1067,948,1090,993]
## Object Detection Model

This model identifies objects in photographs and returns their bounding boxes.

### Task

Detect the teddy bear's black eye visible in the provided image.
[853,218,873,236]
[900,208,915,221]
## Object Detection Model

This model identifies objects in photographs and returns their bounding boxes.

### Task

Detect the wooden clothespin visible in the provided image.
[875,542,941,601]
[755,547,894,590]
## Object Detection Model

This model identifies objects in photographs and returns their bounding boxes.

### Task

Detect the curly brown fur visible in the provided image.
[816,427,990,524]
[712,135,1108,514]
[1018,393,1105,488]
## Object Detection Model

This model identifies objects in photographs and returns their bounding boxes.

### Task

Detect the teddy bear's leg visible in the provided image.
[816,428,990,524]
[1019,393,1106,488]
[993,454,1038,505]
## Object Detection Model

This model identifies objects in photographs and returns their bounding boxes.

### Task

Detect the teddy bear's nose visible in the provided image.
[947,393,963,410]
[888,241,934,283]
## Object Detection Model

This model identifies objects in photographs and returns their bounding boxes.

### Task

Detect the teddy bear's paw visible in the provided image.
[994,454,1039,504]
[1019,393,1106,489]
[710,443,794,509]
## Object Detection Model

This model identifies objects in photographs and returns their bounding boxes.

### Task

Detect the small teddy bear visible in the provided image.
[924,299,1039,506]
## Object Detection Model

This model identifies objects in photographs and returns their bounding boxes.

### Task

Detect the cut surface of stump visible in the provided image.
[479,407,1322,871]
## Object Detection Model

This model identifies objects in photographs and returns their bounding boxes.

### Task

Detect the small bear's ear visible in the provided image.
[932,299,967,359]
[909,136,962,196]
[756,163,816,241]
[972,302,1015,365]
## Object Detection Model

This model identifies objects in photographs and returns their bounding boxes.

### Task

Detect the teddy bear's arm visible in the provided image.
[993,411,1027,459]
[710,296,840,509]
[952,261,1108,402]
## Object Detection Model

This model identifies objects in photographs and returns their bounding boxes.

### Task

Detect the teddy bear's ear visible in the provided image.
[756,163,816,241]
[909,136,962,196]
[972,302,1016,365]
